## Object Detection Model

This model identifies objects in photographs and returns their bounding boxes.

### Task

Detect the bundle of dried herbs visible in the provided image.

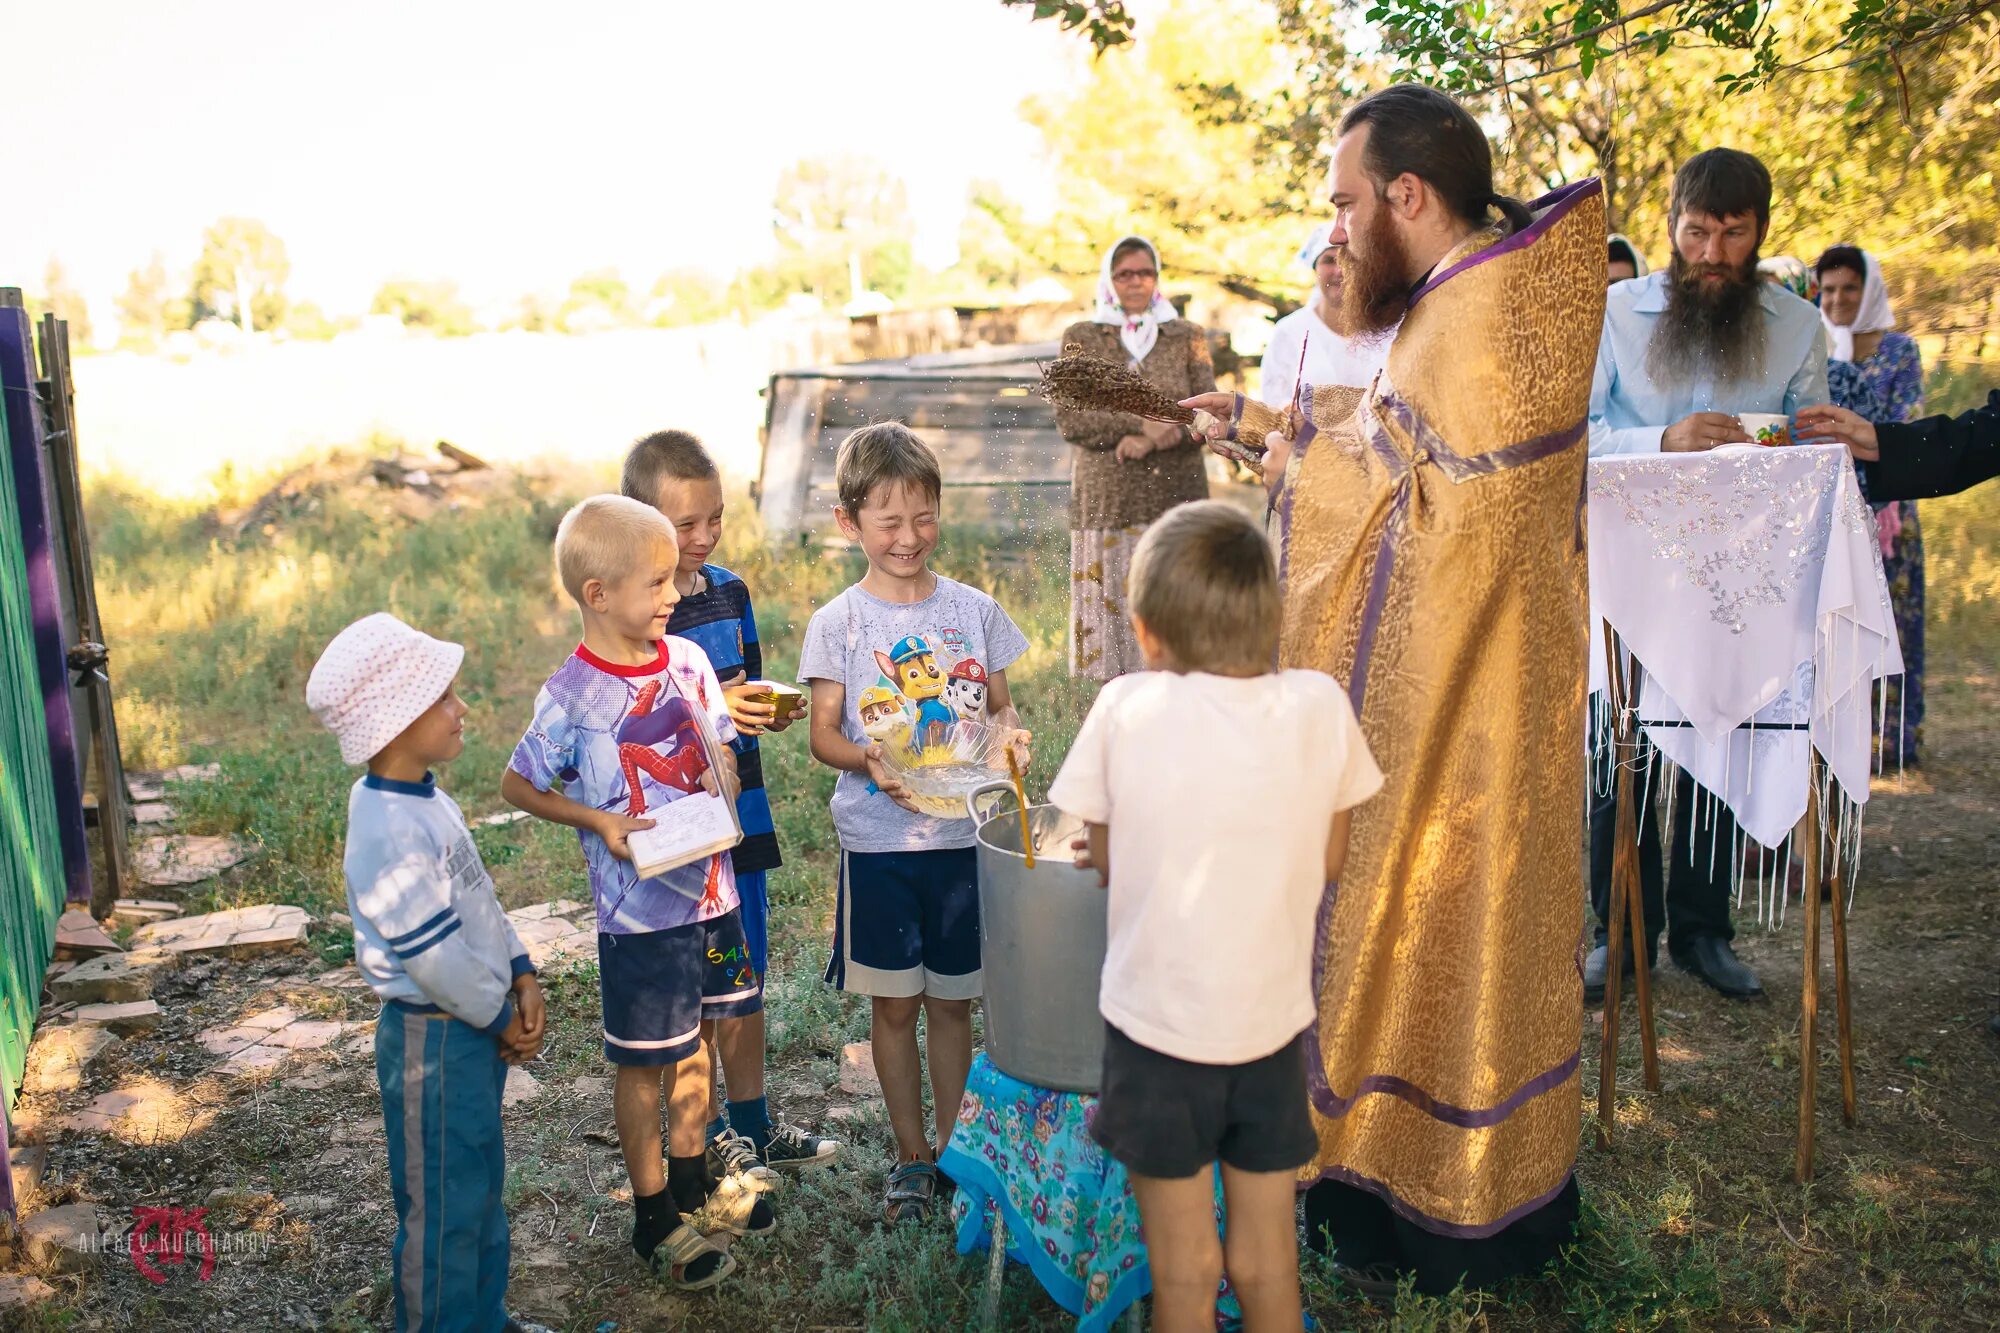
[1037,344,1196,423]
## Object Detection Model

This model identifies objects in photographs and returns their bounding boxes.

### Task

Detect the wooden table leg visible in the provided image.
[1830,857,1857,1127]
[1623,792,1660,1094]
[1795,769,1825,1183]
[1598,787,1630,1148]
[981,1203,1007,1331]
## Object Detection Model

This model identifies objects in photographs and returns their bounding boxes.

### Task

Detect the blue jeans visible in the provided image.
[376,1002,510,1333]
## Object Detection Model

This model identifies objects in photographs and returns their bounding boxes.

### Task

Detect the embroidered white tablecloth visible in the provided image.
[1587,444,1901,849]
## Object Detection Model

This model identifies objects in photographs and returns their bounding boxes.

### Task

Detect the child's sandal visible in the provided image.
[884,1160,939,1225]
[647,1222,736,1291]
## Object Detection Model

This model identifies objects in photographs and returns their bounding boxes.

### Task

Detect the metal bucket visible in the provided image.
[967,782,1107,1093]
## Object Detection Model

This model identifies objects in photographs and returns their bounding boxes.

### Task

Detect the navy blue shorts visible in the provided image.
[598,908,762,1066]
[825,847,981,1000]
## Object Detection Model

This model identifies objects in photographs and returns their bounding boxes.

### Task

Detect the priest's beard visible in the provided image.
[1332,205,1413,337]
[1644,250,1768,386]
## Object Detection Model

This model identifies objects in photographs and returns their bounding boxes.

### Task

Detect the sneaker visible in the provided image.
[762,1119,841,1171]
[689,1174,777,1238]
[707,1128,782,1194]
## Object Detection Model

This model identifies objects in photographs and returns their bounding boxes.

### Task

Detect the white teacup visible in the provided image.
[1738,413,1791,446]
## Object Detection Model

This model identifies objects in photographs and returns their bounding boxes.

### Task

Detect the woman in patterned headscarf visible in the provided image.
[1818,244,1926,765]
[1052,237,1215,680]
[1757,254,1818,302]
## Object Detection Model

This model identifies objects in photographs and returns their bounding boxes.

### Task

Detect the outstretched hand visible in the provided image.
[1793,403,1880,461]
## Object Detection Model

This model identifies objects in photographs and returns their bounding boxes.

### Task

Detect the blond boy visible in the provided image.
[499,495,767,1290]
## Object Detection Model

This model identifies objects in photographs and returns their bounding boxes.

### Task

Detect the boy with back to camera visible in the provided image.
[499,495,771,1292]
[620,430,841,1186]
[1049,501,1383,1333]
[796,422,1032,1225]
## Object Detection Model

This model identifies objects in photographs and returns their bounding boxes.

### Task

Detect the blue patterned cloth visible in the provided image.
[940,1054,1248,1332]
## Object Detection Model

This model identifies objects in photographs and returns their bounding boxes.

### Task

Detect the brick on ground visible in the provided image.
[109,899,183,929]
[72,1000,162,1036]
[24,1026,123,1095]
[0,1275,55,1309]
[198,1005,357,1076]
[133,833,253,888]
[50,949,176,1006]
[838,1041,882,1097]
[58,1078,213,1140]
[54,910,121,960]
[132,904,309,958]
[19,1203,100,1272]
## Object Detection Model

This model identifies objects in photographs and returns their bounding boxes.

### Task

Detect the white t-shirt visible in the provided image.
[1260,304,1393,409]
[1048,669,1383,1065]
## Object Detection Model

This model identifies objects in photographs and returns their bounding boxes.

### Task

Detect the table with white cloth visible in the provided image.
[1585,442,1901,1178]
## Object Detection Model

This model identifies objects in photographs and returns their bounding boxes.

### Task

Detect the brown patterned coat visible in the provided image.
[1052,320,1216,531]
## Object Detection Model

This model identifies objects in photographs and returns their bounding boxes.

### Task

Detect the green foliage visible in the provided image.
[1019,0,1995,99]
[1010,0,1998,324]
[370,277,475,336]
[281,299,348,342]
[646,267,733,327]
[39,257,93,347]
[558,267,636,332]
[765,155,919,305]
[189,216,290,332]
[115,253,176,349]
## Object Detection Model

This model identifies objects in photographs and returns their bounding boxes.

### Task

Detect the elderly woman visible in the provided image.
[1817,244,1926,766]
[1759,255,1819,302]
[1054,236,1215,680]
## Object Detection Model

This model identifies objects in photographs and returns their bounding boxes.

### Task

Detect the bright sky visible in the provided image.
[0,0,1084,321]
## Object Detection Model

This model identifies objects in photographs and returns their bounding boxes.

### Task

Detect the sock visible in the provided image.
[631,1187,678,1259]
[704,1113,728,1146]
[726,1096,772,1153]
[668,1154,709,1215]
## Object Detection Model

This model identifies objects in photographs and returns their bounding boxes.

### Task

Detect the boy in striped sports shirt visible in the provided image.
[622,430,841,1182]
[308,612,550,1333]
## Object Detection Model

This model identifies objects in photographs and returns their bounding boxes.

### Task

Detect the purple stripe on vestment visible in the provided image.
[1306,1163,1577,1241]
[1307,1047,1581,1128]
[1408,178,1603,311]
[1347,483,1406,718]
[1276,394,1319,594]
[1374,394,1587,481]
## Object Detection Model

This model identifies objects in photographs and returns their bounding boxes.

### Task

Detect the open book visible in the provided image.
[621,689,744,883]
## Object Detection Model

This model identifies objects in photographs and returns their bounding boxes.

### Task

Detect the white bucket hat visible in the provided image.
[307,613,465,766]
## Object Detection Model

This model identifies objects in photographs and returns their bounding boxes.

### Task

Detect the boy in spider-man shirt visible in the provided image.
[501,494,770,1293]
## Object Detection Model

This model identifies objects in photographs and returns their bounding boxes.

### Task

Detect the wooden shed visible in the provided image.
[754,341,1069,539]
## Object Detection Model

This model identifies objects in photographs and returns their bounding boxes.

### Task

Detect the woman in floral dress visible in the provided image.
[1818,245,1925,765]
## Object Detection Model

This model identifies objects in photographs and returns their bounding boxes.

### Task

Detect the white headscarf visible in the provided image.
[1607,234,1650,278]
[1093,236,1177,366]
[1295,221,1337,270]
[1822,250,1896,363]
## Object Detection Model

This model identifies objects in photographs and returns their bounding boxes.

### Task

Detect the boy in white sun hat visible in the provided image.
[308,612,551,1333]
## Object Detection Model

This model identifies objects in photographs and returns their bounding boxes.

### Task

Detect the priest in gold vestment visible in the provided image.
[1189,85,1604,1294]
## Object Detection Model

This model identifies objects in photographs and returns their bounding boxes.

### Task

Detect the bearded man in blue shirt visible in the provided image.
[1584,148,1830,1002]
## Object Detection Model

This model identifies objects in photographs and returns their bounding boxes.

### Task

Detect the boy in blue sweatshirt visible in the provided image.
[309,612,549,1333]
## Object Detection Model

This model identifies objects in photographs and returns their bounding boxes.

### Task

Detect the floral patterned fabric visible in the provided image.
[940,1053,1245,1332]
[1830,330,1926,765]
[1070,526,1146,681]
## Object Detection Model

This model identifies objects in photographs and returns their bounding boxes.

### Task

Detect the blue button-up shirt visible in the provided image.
[1589,271,1830,456]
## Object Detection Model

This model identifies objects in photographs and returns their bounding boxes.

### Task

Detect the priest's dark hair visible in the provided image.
[1338,84,1533,235]
[1668,148,1772,230]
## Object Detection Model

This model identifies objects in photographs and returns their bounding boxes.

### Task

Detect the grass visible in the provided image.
[74,421,2000,1329]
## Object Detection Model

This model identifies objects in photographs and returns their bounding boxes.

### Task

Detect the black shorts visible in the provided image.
[1091,1023,1317,1179]
[597,909,762,1066]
